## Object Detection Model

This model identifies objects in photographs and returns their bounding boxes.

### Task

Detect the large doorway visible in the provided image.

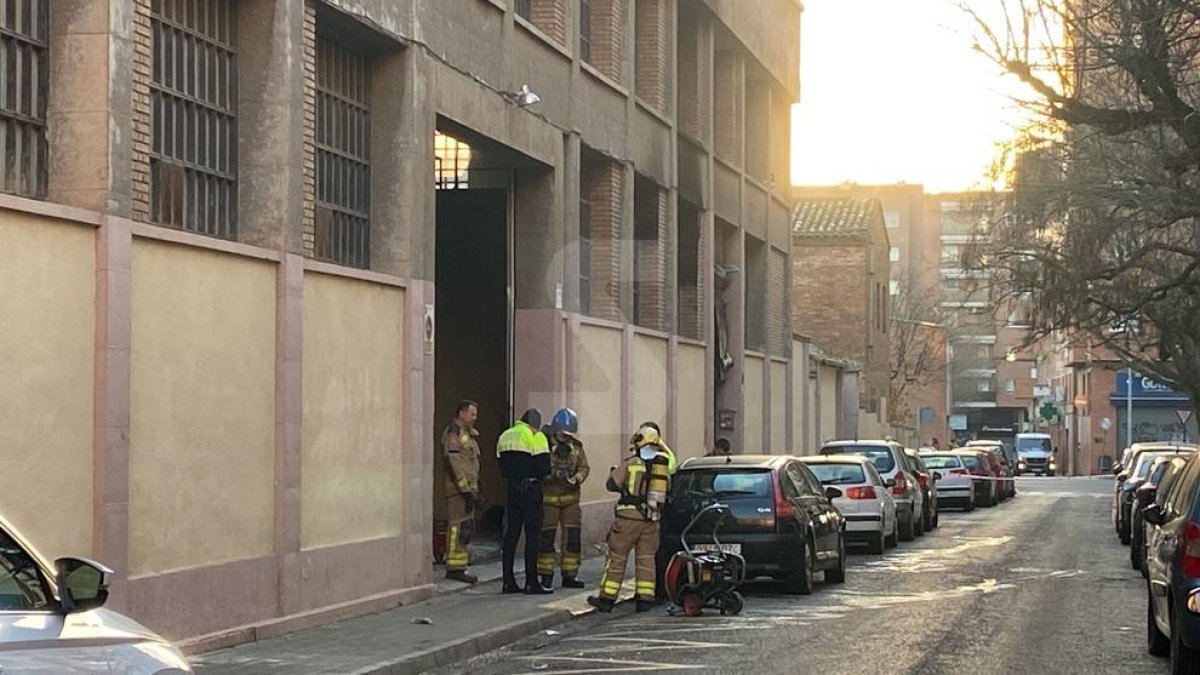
[434,128,513,564]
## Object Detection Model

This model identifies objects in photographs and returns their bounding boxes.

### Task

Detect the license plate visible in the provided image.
[694,543,741,554]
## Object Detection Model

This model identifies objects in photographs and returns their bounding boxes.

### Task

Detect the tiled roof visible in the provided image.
[791,197,882,238]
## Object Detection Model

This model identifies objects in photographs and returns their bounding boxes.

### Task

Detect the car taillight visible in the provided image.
[917,474,930,490]
[948,468,969,476]
[775,476,795,520]
[968,467,986,477]
[1184,522,1200,578]
[892,472,908,496]
[846,486,877,500]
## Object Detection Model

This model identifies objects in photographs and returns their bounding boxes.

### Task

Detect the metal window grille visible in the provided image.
[315,35,371,268]
[150,0,238,238]
[578,0,592,63]
[515,0,532,21]
[434,131,471,190]
[0,0,48,198]
[579,196,592,315]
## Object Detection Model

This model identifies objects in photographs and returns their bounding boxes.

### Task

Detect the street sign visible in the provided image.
[1100,417,1112,431]
[949,414,968,431]
[1039,402,1058,421]
[1178,409,1194,427]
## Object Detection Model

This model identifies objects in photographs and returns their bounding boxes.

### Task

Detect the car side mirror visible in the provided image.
[1117,472,1129,483]
[885,478,896,488]
[824,486,843,500]
[1136,489,1157,508]
[1143,504,1165,526]
[55,557,113,614]
[933,471,943,481]
[1112,464,1123,475]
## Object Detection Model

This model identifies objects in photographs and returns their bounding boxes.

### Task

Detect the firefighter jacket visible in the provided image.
[496,421,551,481]
[606,445,672,521]
[543,437,589,504]
[442,421,481,496]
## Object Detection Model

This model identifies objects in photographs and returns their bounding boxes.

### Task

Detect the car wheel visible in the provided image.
[914,508,926,537]
[932,505,940,529]
[923,504,933,532]
[1141,550,1150,579]
[1171,600,1200,673]
[826,535,847,584]
[885,519,899,548]
[1149,592,1170,657]
[786,539,816,595]
[965,493,976,512]
[1132,526,1144,570]
[899,510,916,542]
[1120,519,1132,546]
[868,529,886,555]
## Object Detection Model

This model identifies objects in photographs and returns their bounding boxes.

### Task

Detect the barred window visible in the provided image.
[315,35,371,268]
[434,131,471,190]
[0,0,48,198]
[578,0,592,63]
[150,0,238,238]
[515,0,532,20]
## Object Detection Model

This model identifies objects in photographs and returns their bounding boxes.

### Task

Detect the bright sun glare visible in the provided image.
[790,0,1032,192]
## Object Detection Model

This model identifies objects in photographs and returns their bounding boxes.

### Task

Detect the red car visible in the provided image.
[979,448,1011,503]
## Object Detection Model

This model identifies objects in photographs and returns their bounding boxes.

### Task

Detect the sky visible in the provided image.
[790,0,1030,193]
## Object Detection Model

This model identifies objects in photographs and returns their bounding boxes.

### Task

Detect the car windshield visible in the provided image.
[1135,451,1192,479]
[806,463,867,485]
[922,455,963,470]
[821,445,896,473]
[959,454,983,469]
[1017,437,1051,453]
[671,469,773,498]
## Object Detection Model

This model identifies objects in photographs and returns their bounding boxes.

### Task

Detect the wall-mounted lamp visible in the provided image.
[503,84,541,107]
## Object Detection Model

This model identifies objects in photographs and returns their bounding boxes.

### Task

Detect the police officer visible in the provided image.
[498,409,553,595]
[538,408,590,589]
[442,400,483,584]
[587,425,672,613]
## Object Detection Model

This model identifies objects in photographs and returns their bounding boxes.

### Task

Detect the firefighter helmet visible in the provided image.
[551,407,579,434]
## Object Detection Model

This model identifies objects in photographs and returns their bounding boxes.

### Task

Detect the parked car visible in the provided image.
[0,514,192,673]
[978,448,1011,503]
[954,450,999,507]
[1116,444,1198,544]
[919,452,976,511]
[1142,454,1200,672]
[820,440,925,542]
[665,455,847,595]
[800,455,897,554]
[1133,456,1190,575]
[904,447,940,530]
[966,440,1018,498]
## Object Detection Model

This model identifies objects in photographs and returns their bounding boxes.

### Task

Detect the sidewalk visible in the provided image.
[192,553,630,675]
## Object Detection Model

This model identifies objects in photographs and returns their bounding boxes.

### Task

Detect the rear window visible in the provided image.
[922,455,963,470]
[959,454,982,469]
[671,469,773,498]
[806,463,867,485]
[821,445,896,473]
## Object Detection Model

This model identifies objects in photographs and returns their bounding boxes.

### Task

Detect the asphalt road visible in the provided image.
[435,476,1164,675]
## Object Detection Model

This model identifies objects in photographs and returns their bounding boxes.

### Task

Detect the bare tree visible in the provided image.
[889,278,951,427]
[960,0,1200,407]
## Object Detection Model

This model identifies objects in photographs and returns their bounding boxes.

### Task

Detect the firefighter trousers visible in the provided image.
[598,516,660,601]
[538,499,582,578]
[445,492,475,572]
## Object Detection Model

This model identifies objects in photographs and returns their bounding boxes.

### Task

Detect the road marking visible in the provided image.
[513,655,707,673]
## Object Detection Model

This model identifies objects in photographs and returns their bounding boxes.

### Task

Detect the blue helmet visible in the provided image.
[551,408,579,434]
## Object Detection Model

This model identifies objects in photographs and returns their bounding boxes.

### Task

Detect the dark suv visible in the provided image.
[1143,454,1200,673]
[664,455,847,595]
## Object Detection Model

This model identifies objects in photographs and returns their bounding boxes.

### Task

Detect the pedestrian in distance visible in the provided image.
[537,408,590,589]
[498,409,553,595]
[588,425,673,614]
[441,400,483,584]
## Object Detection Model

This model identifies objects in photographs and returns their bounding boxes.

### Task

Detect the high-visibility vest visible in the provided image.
[496,422,549,457]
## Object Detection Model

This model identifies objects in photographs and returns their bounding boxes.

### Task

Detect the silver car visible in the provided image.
[820,440,925,542]
[919,451,977,511]
[800,455,897,554]
[0,515,191,674]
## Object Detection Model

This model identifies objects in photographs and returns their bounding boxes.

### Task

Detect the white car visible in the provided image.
[800,455,897,554]
[919,452,977,511]
[0,515,192,673]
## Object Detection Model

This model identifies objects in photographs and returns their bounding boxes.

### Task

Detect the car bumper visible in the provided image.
[665,533,804,575]
[844,515,884,534]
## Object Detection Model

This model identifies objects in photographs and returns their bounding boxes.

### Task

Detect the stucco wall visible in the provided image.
[577,324,623,504]
[819,364,840,443]
[301,273,406,550]
[129,240,276,576]
[770,361,787,453]
[744,356,765,452]
[0,212,95,560]
[675,343,707,460]
[632,333,668,442]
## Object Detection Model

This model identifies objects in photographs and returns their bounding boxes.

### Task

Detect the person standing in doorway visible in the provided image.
[498,409,553,595]
[442,400,483,584]
[538,408,590,589]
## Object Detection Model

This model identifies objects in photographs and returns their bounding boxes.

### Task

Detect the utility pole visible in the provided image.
[1126,366,1134,452]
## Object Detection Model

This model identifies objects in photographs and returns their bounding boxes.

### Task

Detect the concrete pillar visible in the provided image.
[370,51,417,276]
[514,162,563,310]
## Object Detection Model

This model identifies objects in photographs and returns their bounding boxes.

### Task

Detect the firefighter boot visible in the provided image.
[445,570,478,584]
[561,574,585,589]
[540,574,554,589]
[586,595,614,612]
[636,599,655,613]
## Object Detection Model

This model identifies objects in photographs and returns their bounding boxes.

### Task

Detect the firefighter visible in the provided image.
[538,408,590,589]
[498,409,553,595]
[587,425,672,613]
[636,420,677,473]
[442,399,483,584]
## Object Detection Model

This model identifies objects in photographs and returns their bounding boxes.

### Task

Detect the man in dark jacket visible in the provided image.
[497,409,552,594]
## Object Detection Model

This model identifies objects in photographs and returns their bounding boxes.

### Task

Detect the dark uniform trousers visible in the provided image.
[503,479,543,587]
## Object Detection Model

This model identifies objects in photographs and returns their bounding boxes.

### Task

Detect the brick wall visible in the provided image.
[634,0,668,113]
[767,247,787,355]
[584,160,625,321]
[302,1,317,256]
[587,0,625,84]
[792,243,868,364]
[131,0,153,221]
[529,0,567,45]
[713,50,739,164]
